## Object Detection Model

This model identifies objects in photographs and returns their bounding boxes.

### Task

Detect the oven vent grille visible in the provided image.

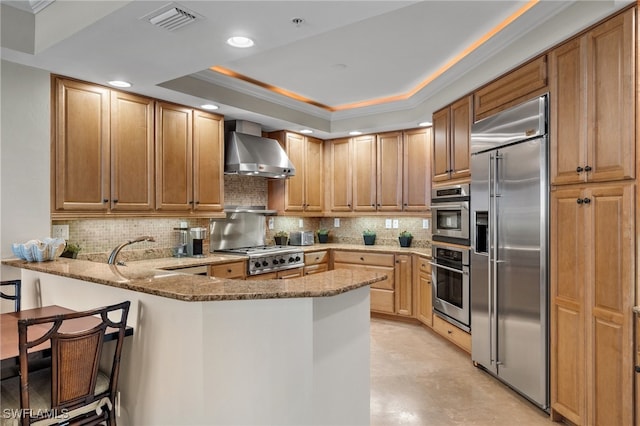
[142,3,202,31]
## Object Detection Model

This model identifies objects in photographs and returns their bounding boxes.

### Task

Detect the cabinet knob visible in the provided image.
[576,166,584,173]
[360,257,365,261]
[583,197,591,204]
[103,199,109,203]
[576,198,584,205]
[189,200,194,205]
[371,204,375,207]
[113,199,118,203]
[584,165,592,172]
[347,203,351,208]
[195,201,200,205]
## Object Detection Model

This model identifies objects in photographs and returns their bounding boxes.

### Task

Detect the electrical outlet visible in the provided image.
[52,224,69,239]
[385,219,392,229]
[298,219,304,228]
[423,219,430,229]
[334,218,340,227]
[268,217,274,229]
[392,219,399,229]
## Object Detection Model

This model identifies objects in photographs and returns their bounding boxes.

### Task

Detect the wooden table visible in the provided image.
[1,305,134,362]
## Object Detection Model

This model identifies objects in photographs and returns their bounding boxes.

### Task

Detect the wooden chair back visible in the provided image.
[17,301,130,425]
[0,279,21,312]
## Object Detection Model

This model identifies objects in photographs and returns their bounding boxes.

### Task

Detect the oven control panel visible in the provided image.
[248,252,304,276]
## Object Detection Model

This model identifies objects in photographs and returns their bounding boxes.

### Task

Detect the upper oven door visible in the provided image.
[431,201,470,240]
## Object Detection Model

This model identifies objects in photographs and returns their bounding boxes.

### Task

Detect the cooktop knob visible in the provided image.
[262,260,269,267]
[279,258,285,264]
[295,256,301,262]
[273,259,279,265]
[288,257,294,263]
[254,262,261,268]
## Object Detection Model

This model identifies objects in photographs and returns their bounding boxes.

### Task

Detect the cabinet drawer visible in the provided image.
[305,250,329,265]
[371,288,395,314]
[277,268,303,279]
[333,263,394,290]
[433,314,471,353]
[417,256,431,274]
[304,264,328,275]
[246,272,277,280]
[332,251,395,267]
[209,261,245,279]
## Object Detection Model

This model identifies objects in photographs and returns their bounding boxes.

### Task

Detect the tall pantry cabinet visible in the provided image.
[549,7,636,426]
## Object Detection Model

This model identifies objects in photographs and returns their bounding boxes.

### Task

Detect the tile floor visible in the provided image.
[370,318,552,425]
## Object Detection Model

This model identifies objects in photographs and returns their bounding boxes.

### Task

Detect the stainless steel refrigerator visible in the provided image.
[470,95,549,410]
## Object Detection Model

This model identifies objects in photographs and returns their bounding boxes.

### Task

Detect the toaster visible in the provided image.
[289,231,315,246]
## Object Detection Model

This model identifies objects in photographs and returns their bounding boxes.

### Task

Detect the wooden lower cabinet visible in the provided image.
[394,254,412,317]
[333,251,396,314]
[550,182,635,425]
[414,255,433,327]
[245,268,303,280]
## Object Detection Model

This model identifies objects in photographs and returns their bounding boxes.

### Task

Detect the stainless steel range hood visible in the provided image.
[224,120,295,178]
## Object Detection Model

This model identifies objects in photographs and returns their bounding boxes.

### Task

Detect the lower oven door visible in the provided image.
[430,261,470,331]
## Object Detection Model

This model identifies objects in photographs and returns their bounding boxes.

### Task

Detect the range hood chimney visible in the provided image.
[224,120,295,179]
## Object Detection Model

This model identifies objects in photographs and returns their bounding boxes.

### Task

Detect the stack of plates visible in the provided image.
[11,238,66,262]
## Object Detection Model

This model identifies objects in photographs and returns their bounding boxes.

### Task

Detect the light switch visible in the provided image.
[392,219,399,229]
[268,217,274,229]
[52,224,69,239]
[299,219,304,228]
[385,219,392,229]
[334,218,340,228]
[423,219,430,229]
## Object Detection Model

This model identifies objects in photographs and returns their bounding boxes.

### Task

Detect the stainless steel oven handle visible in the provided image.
[428,261,468,275]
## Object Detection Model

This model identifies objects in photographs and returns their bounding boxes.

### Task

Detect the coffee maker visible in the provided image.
[187,227,207,257]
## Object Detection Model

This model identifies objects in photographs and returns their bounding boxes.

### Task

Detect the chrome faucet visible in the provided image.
[108,236,155,265]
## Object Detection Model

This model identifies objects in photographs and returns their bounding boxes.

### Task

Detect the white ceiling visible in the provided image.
[0,0,633,138]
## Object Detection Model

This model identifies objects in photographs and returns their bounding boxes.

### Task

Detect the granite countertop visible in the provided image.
[1,258,387,302]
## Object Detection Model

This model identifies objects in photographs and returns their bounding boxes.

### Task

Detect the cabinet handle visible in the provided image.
[583,197,591,204]
[189,200,194,205]
[584,165,592,172]
[576,166,584,173]
[195,201,200,205]
[103,199,109,203]
[576,198,584,205]
[113,199,118,203]
[347,203,351,208]
[371,204,375,207]
[377,203,381,207]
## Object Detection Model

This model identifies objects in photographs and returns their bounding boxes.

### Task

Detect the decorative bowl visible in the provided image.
[11,238,66,262]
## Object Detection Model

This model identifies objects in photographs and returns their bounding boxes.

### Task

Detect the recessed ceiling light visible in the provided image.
[227,36,254,48]
[300,129,313,134]
[418,121,432,127]
[108,80,131,88]
[201,104,219,110]
[349,131,363,136]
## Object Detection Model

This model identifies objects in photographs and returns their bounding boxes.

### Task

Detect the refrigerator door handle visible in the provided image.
[488,154,495,365]
[492,151,501,367]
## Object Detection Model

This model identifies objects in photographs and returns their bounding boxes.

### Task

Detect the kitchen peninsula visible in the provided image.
[2,258,386,426]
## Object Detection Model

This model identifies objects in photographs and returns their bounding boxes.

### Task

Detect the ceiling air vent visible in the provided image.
[141,3,202,31]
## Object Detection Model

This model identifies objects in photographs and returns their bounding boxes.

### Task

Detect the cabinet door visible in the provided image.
[284,132,306,211]
[586,9,635,183]
[394,254,412,317]
[403,128,431,211]
[432,108,450,182]
[450,96,471,179]
[415,256,433,327]
[550,187,586,425]
[329,138,352,211]
[155,102,193,211]
[110,91,154,211]
[304,136,323,212]
[587,184,634,426]
[352,135,377,211]
[193,110,223,212]
[54,78,110,211]
[376,132,403,211]
[550,37,587,185]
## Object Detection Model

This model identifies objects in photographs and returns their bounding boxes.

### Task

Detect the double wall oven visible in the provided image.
[430,184,471,331]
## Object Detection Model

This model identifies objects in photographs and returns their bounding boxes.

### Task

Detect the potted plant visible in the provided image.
[60,241,81,259]
[398,230,413,248]
[274,231,288,246]
[317,229,329,243]
[363,229,376,246]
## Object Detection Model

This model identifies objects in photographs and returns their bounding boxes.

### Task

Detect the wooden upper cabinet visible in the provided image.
[352,134,377,211]
[432,95,471,183]
[53,77,110,212]
[110,91,155,212]
[268,132,323,213]
[376,132,403,211]
[155,102,193,211]
[550,8,635,185]
[193,110,224,212]
[403,127,431,211]
[329,138,352,212]
[474,55,548,120]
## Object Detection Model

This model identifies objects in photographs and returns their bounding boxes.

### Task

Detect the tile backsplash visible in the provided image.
[52,175,432,260]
